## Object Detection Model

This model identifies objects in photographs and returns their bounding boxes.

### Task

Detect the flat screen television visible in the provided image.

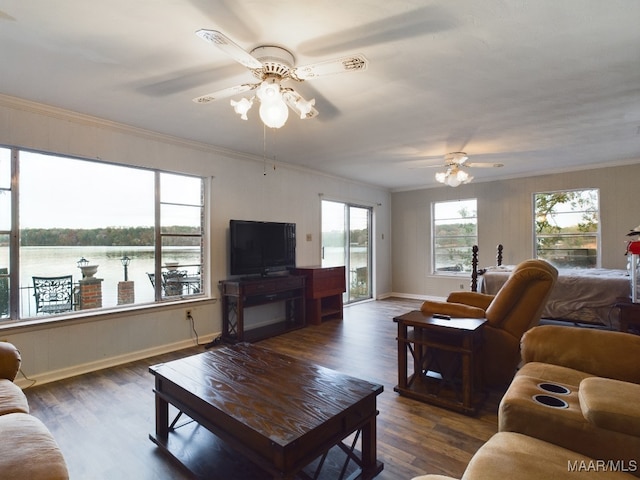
[229,220,296,276]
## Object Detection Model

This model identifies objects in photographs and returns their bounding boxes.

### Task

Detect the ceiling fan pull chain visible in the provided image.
[263,124,267,176]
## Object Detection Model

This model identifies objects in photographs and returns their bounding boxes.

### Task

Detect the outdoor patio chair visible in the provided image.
[32,275,74,315]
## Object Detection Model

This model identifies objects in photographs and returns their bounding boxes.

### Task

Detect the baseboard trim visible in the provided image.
[386,292,446,301]
[15,333,219,389]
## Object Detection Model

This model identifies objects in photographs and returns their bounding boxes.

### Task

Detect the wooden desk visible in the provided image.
[149,343,384,479]
[393,310,486,415]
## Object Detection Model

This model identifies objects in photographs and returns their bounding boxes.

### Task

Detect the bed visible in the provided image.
[470,245,632,329]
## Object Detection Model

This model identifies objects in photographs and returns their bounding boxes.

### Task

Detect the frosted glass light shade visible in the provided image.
[296,97,315,119]
[446,175,461,187]
[230,97,253,120]
[259,97,289,128]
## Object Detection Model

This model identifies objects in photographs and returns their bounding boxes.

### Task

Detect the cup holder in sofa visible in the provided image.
[532,394,569,409]
[538,382,571,395]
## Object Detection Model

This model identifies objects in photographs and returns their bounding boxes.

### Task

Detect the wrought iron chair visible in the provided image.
[149,271,198,296]
[32,275,74,315]
[162,270,188,296]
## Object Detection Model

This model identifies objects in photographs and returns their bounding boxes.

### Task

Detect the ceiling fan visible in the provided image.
[192,29,368,128]
[413,152,504,187]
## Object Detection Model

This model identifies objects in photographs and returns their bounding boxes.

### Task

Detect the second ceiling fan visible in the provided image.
[416,152,504,187]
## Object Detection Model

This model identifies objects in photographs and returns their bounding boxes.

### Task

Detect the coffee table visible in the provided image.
[149,343,384,479]
[394,310,486,415]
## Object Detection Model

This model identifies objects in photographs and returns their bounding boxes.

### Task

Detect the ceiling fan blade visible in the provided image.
[188,0,256,42]
[195,29,263,70]
[192,83,258,104]
[465,162,504,168]
[282,89,319,119]
[291,55,368,80]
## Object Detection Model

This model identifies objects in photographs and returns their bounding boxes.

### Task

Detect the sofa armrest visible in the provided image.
[0,342,21,382]
[446,291,495,310]
[579,377,640,437]
[521,325,640,384]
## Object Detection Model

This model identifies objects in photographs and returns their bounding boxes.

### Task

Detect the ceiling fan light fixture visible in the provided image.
[435,166,473,187]
[259,96,289,129]
[230,97,253,120]
[254,78,289,128]
[446,174,461,187]
[256,78,281,102]
[456,168,472,183]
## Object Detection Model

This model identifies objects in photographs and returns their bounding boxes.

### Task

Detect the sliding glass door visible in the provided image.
[321,200,372,303]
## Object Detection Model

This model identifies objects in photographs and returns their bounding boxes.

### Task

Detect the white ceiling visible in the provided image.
[1,0,639,190]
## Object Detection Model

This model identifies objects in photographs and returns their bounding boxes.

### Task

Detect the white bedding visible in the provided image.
[480,266,631,327]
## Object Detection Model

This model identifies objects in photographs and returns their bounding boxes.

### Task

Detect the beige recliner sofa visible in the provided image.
[412,325,640,479]
[0,341,69,480]
[412,431,637,480]
[498,325,640,476]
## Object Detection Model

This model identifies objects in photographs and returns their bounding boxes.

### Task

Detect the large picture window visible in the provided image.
[534,189,599,268]
[1,146,205,321]
[433,199,477,274]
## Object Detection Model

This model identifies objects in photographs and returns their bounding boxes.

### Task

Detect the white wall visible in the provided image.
[0,95,391,386]
[391,162,640,298]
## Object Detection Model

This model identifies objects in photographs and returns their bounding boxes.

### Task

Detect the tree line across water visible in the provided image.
[18,227,200,247]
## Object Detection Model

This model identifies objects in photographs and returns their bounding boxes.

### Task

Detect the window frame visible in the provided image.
[533,188,600,269]
[1,145,207,322]
[432,198,478,276]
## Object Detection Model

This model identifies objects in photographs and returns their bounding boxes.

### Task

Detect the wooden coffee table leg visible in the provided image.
[154,382,169,440]
[360,414,378,479]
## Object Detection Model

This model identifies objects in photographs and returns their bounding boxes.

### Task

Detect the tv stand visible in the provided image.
[219,275,305,343]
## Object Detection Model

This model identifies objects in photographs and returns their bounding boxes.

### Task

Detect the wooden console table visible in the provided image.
[394,310,486,415]
[219,275,305,343]
[292,266,345,325]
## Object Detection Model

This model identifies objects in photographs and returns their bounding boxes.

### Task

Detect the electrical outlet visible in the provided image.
[459,284,465,289]
[185,310,192,321]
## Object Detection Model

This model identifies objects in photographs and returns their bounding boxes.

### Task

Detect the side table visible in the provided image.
[393,310,486,415]
[615,301,640,334]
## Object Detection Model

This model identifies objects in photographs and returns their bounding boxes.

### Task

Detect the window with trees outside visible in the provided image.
[433,199,478,274]
[534,189,599,268]
[0,146,205,321]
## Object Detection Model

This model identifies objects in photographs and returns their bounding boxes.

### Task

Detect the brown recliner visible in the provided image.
[421,259,558,387]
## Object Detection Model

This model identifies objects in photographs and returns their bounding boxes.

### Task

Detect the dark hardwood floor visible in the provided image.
[24,298,504,480]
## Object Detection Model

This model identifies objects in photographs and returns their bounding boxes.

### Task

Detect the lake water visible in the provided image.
[14,246,200,316]
[4,245,369,317]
